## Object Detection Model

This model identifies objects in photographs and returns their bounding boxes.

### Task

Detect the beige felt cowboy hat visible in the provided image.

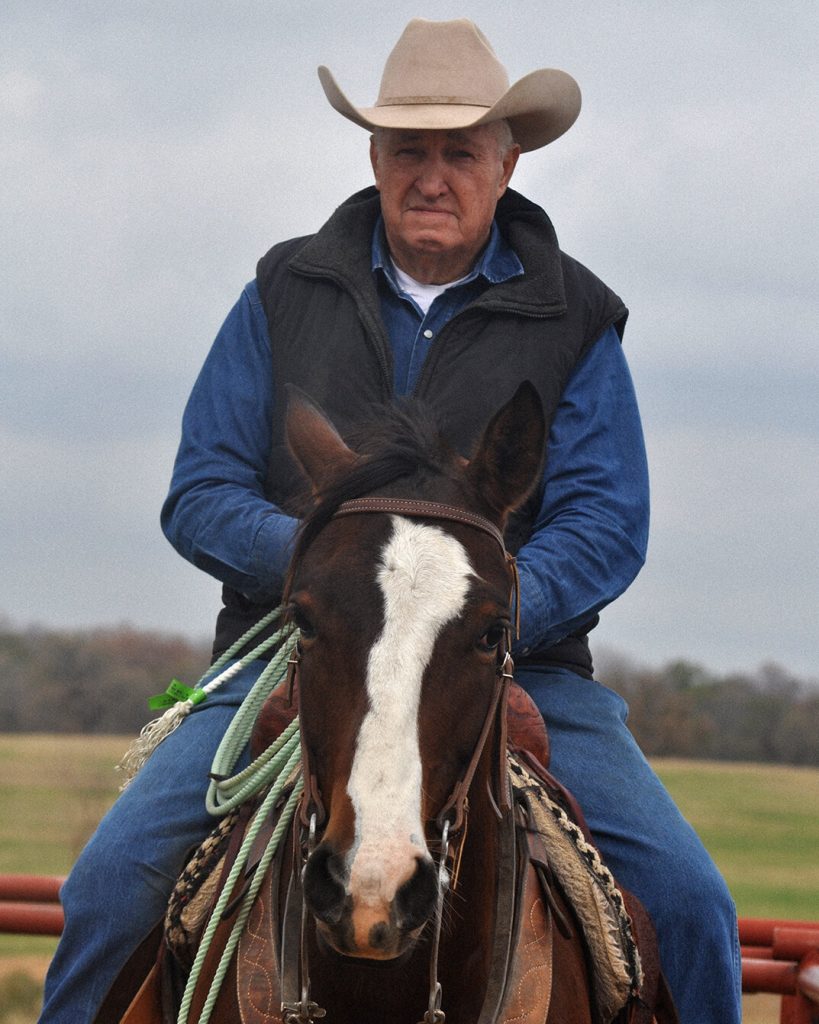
[318,18,581,153]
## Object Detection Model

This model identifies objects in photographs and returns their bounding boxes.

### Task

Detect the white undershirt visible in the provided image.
[390,260,471,315]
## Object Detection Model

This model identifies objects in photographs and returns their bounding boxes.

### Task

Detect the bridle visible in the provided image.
[290,496,520,832]
[282,496,520,1024]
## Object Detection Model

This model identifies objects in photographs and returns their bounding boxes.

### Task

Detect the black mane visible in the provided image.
[289,400,460,577]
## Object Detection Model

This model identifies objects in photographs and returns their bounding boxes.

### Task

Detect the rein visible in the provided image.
[287,496,520,1024]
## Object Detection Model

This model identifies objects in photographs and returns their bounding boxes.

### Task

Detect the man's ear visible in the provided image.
[369,136,381,190]
[497,143,521,199]
[285,385,358,493]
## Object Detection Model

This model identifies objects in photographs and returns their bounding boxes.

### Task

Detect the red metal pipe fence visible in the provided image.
[740,917,819,1023]
[1,875,818,1019]
[0,874,65,936]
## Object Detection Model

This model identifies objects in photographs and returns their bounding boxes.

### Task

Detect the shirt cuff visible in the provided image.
[512,560,550,656]
[250,512,300,598]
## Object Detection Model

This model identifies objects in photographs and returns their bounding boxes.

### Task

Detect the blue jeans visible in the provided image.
[40,664,741,1023]
[39,661,261,1023]
[517,667,742,1023]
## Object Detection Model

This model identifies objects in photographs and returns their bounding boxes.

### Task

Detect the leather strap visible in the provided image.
[334,498,521,638]
[118,964,163,1024]
[495,861,555,1024]
[435,650,512,835]
[334,498,506,555]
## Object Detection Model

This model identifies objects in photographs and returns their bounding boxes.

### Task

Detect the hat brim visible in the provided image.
[318,66,581,153]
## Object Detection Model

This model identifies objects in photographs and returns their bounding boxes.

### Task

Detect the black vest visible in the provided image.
[213,187,627,677]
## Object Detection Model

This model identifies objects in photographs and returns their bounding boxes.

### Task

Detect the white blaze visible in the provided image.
[346,516,473,908]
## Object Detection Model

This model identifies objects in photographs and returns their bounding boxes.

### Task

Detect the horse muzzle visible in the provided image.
[303,839,438,959]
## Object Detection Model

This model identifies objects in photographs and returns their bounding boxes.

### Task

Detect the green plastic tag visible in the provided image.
[147,679,207,711]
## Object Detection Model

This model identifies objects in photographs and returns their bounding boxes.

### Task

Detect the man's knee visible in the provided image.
[645,843,737,942]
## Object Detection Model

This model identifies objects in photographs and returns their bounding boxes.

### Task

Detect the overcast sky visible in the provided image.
[2,1,817,679]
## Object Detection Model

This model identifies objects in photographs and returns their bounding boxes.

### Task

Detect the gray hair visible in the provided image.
[487,118,516,156]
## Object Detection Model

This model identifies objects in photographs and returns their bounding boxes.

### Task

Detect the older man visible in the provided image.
[40,20,740,1024]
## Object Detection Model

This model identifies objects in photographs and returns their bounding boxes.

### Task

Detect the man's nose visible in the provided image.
[414,157,448,197]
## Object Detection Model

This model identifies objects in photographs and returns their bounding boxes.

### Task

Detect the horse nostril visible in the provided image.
[394,857,438,931]
[304,843,347,925]
[368,921,390,949]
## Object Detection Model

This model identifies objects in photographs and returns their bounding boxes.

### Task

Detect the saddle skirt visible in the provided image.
[507,755,642,1021]
[164,755,645,1024]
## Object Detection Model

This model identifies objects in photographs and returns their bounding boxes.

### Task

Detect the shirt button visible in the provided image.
[423,329,433,339]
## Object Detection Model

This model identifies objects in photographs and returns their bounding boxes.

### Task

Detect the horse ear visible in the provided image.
[285,385,358,491]
[466,382,546,521]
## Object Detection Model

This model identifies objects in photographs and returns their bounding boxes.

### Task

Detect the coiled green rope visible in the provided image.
[117,606,305,1021]
[134,607,307,1023]
[177,750,304,1024]
[118,607,296,786]
[206,627,301,816]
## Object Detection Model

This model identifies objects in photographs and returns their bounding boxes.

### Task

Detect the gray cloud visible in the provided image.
[2,0,817,677]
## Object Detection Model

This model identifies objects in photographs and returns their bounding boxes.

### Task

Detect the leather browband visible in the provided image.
[334,497,507,558]
[333,497,520,639]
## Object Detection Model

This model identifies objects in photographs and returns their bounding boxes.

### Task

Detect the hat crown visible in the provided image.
[376,18,510,109]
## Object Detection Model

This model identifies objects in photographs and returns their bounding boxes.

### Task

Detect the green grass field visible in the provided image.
[1,736,817,1022]
[655,758,819,920]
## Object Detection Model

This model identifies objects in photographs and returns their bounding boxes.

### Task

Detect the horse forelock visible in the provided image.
[285,402,462,597]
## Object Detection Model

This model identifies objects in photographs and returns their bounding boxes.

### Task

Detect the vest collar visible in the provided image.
[288,187,567,318]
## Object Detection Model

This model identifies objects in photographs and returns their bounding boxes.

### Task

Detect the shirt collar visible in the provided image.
[371,217,524,293]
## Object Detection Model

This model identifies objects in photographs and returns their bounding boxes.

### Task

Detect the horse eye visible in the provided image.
[478,624,506,652]
[288,604,317,640]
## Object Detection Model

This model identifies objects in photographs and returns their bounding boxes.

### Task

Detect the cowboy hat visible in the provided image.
[318,18,581,153]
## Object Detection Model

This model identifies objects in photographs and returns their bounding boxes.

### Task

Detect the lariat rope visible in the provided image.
[116,606,305,1024]
[117,606,294,787]
[178,759,303,1024]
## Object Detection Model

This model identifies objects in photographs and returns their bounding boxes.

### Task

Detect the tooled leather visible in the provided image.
[236,863,283,1024]
[496,860,555,1024]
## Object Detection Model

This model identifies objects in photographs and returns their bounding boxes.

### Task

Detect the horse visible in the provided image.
[111,383,675,1024]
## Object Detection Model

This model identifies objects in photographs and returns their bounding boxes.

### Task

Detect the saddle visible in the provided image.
[114,683,676,1024]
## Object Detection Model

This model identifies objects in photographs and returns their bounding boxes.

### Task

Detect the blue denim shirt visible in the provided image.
[372,218,524,395]
[162,231,649,654]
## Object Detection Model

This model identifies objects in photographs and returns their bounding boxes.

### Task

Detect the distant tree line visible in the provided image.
[1,620,817,765]
[598,651,819,766]
[0,619,212,736]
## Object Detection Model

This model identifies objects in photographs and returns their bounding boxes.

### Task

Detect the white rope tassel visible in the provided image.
[117,700,196,786]
[116,658,249,788]
[115,609,293,789]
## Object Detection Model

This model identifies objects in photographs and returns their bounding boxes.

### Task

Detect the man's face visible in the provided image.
[370,125,520,284]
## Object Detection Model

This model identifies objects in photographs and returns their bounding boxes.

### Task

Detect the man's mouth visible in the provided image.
[407,207,455,218]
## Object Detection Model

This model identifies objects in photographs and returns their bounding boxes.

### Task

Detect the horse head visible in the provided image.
[284,383,545,961]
